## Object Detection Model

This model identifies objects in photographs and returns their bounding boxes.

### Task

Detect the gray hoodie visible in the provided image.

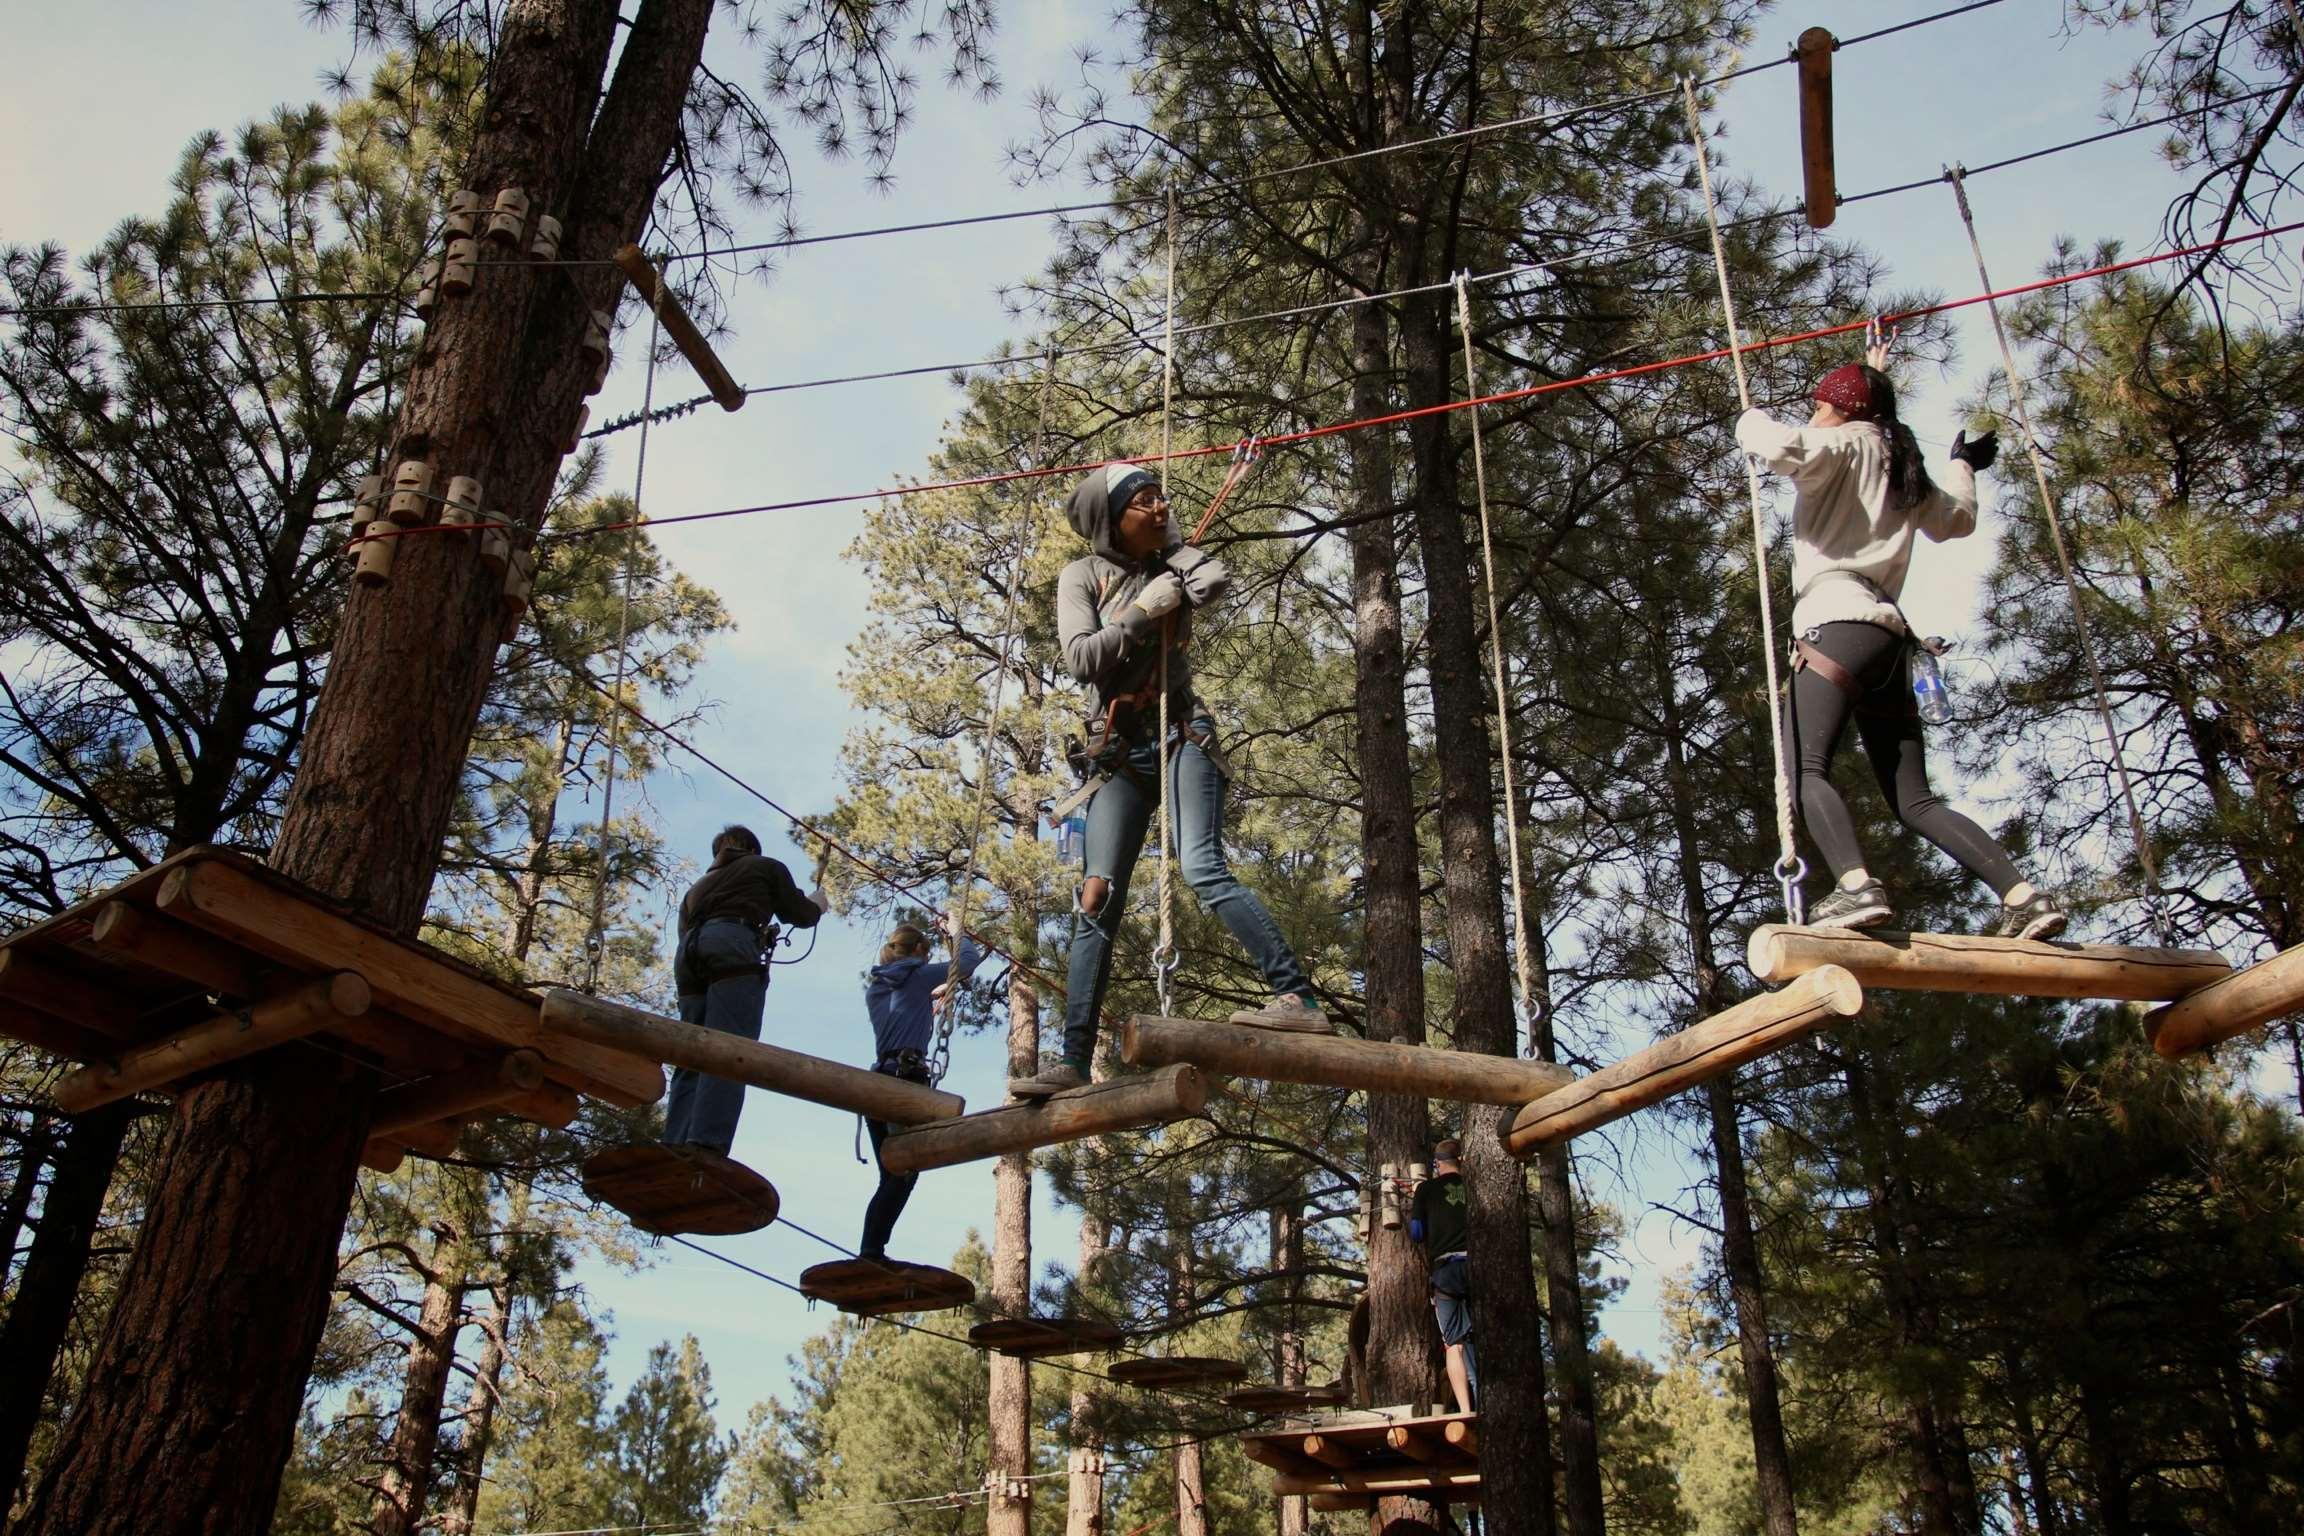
[1057,468,1199,723]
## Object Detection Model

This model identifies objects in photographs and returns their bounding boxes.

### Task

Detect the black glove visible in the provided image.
[1949,428,1999,472]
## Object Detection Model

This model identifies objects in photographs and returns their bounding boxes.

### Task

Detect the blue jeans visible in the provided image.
[663,919,767,1153]
[1060,718,1311,1067]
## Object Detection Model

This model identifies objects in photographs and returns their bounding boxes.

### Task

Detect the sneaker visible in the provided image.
[1228,994,1335,1034]
[1007,1060,1089,1099]
[1990,889,2069,942]
[1806,879,1895,931]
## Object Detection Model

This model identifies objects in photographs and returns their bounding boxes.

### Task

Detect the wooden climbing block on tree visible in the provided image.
[582,1144,780,1236]
[1240,1410,1482,1502]
[1222,1383,1349,1416]
[798,1258,975,1316]
[1747,923,2230,1001]
[966,1316,1128,1358]
[1106,1355,1249,1390]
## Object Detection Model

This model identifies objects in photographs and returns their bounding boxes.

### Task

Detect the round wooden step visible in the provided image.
[967,1315,1128,1357]
[798,1257,976,1316]
[580,1144,779,1236]
[1106,1355,1249,1390]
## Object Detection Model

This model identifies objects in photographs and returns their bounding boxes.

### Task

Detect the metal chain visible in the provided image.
[1152,183,1181,1018]
[1945,167,2174,943]
[582,261,669,991]
[1682,78,1808,924]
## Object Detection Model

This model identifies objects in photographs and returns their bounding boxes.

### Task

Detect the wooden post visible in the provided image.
[155,858,663,1106]
[877,1064,1206,1175]
[1504,969,1864,1156]
[538,987,963,1124]
[1122,1016,1572,1106]
[370,1051,547,1136]
[611,245,746,411]
[1795,27,1837,229]
[2145,943,2304,1058]
[86,901,260,998]
[1746,925,2230,1001]
[51,973,373,1115]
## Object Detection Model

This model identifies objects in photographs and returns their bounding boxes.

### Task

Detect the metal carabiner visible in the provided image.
[1773,853,1810,926]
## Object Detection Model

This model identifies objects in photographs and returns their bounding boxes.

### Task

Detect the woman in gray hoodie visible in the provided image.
[1009,463,1328,1098]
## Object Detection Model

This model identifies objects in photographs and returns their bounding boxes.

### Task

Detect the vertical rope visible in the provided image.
[1946,167,2173,941]
[1454,275,1540,1050]
[934,352,1056,1083]
[582,264,667,992]
[1153,183,1180,1017]
[1682,78,1808,924]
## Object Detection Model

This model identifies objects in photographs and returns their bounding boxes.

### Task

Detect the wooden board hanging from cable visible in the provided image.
[1747,924,2229,1001]
[1106,1355,1249,1390]
[798,1257,976,1316]
[582,1143,780,1236]
[967,1315,1128,1358]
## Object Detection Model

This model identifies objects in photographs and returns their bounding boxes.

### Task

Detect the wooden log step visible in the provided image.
[1747,924,2230,1001]
[1123,1014,1572,1106]
[1106,1355,1249,1390]
[85,901,263,1000]
[2146,942,2304,1058]
[1504,968,1864,1155]
[581,1144,780,1236]
[51,972,372,1113]
[540,988,961,1125]
[966,1316,1128,1358]
[798,1257,975,1317]
[1222,1383,1350,1416]
[877,1064,1205,1175]
[613,245,747,412]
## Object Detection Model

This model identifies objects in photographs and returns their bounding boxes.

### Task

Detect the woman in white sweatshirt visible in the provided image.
[1734,323,2066,938]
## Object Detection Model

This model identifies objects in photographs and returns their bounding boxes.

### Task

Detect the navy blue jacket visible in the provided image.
[866,939,982,1058]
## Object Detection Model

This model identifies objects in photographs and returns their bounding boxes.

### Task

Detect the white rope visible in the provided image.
[1454,274,1541,1049]
[583,264,669,990]
[1153,183,1180,1018]
[1945,167,2173,941]
[1682,78,1808,924]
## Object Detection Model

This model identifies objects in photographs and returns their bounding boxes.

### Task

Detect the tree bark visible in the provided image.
[989,959,1036,1536]
[367,1214,472,1536]
[0,1103,133,1512]
[14,5,716,1529]
[437,1278,512,1536]
[1173,1240,1206,1536]
[0,1115,51,1288]
[1271,1196,1308,1536]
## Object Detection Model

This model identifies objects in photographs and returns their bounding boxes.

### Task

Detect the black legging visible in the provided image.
[860,1116,916,1260]
[1786,621,2022,896]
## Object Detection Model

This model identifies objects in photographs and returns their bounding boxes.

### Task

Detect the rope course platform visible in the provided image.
[1105,1355,1250,1390]
[799,1258,977,1316]
[1222,1382,1350,1416]
[1121,1015,1573,1105]
[965,1315,1129,1358]
[580,1143,780,1236]
[1240,1409,1481,1508]
[878,1063,1206,1175]
[1748,924,2231,1000]
[0,848,656,1164]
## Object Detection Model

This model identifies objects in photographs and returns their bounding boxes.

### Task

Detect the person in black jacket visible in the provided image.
[1009,464,1329,1099]
[1408,1139,1475,1415]
[664,825,826,1152]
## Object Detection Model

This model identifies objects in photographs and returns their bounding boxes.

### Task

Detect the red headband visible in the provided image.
[1814,364,1878,421]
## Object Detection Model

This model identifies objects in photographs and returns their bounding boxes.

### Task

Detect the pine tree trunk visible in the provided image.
[1064,1198,1108,1536]
[1399,281,1565,1536]
[1173,1241,1207,1536]
[2078,1378,2135,1536]
[13,6,716,1529]
[1271,1196,1308,1536]
[437,1279,511,1536]
[368,1216,471,1536]
[0,1103,133,1511]
[2008,1376,2062,1536]
[988,956,1036,1536]
[0,1116,51,1284]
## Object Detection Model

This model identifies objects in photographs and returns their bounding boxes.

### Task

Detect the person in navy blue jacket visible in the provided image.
[859,915,982,1260]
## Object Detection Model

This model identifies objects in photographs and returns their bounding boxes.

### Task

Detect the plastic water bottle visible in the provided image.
[1056,811,1087,862]
[1911,644,1953,726]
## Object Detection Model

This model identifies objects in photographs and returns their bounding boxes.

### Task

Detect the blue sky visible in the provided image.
[4,0,2269,1448]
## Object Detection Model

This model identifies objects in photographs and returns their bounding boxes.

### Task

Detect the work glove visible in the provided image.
[1164,543,1232,607]
[807,884,831,916]
[1132,571,1185,620]
[1949,428,1999,472]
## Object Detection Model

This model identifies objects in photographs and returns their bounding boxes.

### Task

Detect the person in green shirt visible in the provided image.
[1407,1137,1475,1415]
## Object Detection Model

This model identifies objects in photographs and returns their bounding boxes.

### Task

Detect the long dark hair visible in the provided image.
[1858,364,1934,511]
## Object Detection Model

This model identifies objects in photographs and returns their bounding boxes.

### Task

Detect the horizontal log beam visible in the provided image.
[499,1078,582,1129]
[0,950,141,1039]
[0,1002,112,1062]
[368,1117,465,1165]
[539,988,962,1125]
[877,1064,1204,1175]
[613,245,746,411]
[360,1140,407,1175]
[86,900,261,998]
[371,1050,545,1136]
[52,972,372,1114]
[1269,1465,1482,1499]
[158,859,662,1106]
[1506,969,1864,1155]
[1123,1016,1571,1106]
[2146,943,2304,1058]
[1747,924,2229,1001]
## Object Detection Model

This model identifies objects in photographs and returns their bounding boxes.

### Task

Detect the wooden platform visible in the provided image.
[966,1315,1128,1358]
[581,1144,780,1236]
[1240,1409,1481,1504]
[1105,1355,1249,1390]
[798,1258,976,1317]
[1748,924,2230,1001]
[1222,1382,1350,1416]
[0,849,663,1142]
